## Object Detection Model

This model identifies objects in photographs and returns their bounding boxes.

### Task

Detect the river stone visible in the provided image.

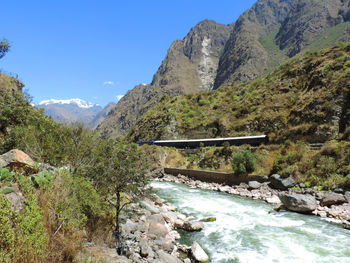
[191,241,209,262]
[320,193,347,207]
[182,221,204,231]
[248,181,261,189]
[278,192,317,213]
[269,174,296,190]
[156,250,182,263]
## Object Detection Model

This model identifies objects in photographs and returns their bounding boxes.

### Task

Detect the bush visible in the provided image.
[0,167,15,182]
[33,170,53,188]
[231,150,256,175]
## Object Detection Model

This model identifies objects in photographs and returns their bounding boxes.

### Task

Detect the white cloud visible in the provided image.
[116,95,124,101]
[104,81,114,86]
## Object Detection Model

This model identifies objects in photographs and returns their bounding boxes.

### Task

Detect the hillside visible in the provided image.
[97,20,232,138]
[127,44,350,143]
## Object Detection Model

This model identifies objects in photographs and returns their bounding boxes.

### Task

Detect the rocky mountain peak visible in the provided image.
[98,19,231,138]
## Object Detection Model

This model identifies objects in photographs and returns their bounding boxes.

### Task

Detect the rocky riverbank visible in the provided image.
[155,173,350,230]
[81,194,210,263]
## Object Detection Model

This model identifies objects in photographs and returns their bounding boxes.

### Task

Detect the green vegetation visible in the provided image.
[90,142,149,254]
[231,150,257,176]
[0,70,151,260]
[0,38,10,59]
[258,24,288,69]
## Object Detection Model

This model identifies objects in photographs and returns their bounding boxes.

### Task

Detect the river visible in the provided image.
[151,181,350,263]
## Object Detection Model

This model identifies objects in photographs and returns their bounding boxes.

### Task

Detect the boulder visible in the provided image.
[181,221,204,232]
[156,250,183,263]
[139,240,153,258]
[320,193,347,207]
[278,192,317,213]
[191,242,209,262]
[0,149,36,174]
[147,214,169,238]
[248,181,261,189]
[269,174,296,190]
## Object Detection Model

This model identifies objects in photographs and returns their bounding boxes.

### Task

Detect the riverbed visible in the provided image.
[151,181,350,263]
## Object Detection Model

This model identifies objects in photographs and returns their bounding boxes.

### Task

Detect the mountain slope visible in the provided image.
[214,0,350,88]
[127,44,350,143]
[97,20,232,138]
[88,102,116,129]
[37,99,103,125]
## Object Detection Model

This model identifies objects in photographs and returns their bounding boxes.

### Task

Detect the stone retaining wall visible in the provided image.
[164,168,268,185]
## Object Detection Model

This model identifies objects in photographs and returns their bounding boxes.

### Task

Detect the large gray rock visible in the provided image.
[191,242,209,262]
[181,221,204,232]
[278,192,317,213]
[321,193,347,207]
[269,174,296,190]
[156,250,182,263]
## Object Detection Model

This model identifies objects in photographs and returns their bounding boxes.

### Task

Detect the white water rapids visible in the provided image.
[151,181,350,263]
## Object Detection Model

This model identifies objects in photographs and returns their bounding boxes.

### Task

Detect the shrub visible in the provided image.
[0,167,15,182]
[33,170,53,188]
[231,150,256,175]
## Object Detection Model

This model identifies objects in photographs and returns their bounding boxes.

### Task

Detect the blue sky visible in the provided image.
[0,0,256,106]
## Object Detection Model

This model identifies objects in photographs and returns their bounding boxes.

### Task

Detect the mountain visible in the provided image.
[99,0,350,138]
[97,20,232,138]
[37,98,103,126]
[126,43,350,143]
[214,0,350,88]
[88,102,117,129]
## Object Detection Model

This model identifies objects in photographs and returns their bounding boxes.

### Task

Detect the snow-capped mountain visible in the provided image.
[38,98,98,109]
[36,98,113,128]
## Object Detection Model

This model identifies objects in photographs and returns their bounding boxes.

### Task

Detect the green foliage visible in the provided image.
[33,170,53,188]
[0,192,16,262]
[53,170,108,229]
[0,38,10,59]
[231,150,256,175]
[0,176,49,262]
[0,167,15,183]
[90,141,150,252]
[2,187,13,194]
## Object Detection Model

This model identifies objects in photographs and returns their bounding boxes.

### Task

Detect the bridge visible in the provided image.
[138,135,268,149]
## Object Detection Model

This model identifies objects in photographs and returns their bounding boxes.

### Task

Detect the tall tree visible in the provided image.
[90,141,150,254]
[0,39,10,59]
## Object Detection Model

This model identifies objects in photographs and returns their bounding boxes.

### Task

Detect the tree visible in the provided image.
[90,141,150,254]
[0,39,10,59]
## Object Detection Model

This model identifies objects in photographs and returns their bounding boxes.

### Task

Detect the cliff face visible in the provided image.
[214,0,350,88]
[97,20,231,138]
